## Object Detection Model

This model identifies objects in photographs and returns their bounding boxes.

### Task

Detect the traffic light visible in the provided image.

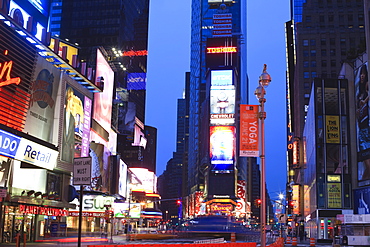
[254,199,262,207]
[176,199,182,205]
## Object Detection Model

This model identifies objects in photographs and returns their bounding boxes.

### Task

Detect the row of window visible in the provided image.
[306,14,364,23]
[303,60,337,68]
[303,48,351,57]
[303,71,338,79]
[303,38,357,46]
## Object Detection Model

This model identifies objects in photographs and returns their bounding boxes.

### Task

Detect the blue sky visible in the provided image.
[146,0,289,198]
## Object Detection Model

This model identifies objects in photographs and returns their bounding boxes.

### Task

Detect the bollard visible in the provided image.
[292,237,298,246]
[286,236,291,244]
[310,237,315,246]
[230,232,236,242]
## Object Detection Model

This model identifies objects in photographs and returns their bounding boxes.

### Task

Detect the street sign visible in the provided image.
[73,157,91,185]
[278,214,287,223]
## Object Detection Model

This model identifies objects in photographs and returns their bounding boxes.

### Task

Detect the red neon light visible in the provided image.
[207,47,237,54]
[122,50,148,57]
[0,60,21,88]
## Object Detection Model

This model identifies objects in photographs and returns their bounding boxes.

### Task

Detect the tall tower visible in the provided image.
[187,0,248,217]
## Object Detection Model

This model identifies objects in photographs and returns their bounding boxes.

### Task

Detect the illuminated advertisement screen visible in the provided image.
[61,77,92,163]
[9,0,47,38]
[210,126,235,170]
[127,73,146,90]
[49,38,79,66]
[129,168,156,194]
[356,63,370,182]
[211,70,233,86]
[93,49,114,132]
[210,86,235,114]
[118,160,128,197]
[23,55,61,144]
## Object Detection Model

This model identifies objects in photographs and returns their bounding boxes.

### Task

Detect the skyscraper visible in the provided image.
[186,0,252,218]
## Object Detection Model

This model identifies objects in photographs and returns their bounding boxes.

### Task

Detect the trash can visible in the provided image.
[342,235,348,246]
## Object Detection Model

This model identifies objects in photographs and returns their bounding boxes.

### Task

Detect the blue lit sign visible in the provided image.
[127,73,146,90]
[0,129,21,158]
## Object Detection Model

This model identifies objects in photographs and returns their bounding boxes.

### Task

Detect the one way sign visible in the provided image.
[278,214,287,223]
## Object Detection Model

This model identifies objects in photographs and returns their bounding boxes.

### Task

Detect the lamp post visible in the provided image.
[254,64,271,247]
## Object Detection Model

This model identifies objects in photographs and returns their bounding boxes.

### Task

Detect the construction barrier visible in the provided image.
[267,237,285,247]
[310,237,315,246]
[230,232,236,242]
[87,242,258,247]
[292,237,298,246]
[286,236,291,244]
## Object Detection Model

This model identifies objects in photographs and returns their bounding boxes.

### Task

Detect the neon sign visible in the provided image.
[0,50,21,88]
[206,47,237,54]
[122,50,148,57]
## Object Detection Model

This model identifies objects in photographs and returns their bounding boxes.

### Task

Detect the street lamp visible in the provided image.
[254,64,271,247]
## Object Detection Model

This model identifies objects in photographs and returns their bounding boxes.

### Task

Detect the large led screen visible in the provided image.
[61,78,92,163]
[211,70,233,87]
[210,86,235,114]
[210,126,235,170]
[129,168,156,194]
[356,63,370,182]
[93,49,114,132]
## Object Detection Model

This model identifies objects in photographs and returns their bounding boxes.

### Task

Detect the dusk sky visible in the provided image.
[146,0,290,198]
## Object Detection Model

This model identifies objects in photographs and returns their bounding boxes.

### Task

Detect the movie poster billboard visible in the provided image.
[93,49,114,132]
[61,76,92,163]
[24,55,61,144]
[210,126,235,171]
[355,62,370,182]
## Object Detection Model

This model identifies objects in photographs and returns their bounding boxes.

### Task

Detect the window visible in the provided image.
[322,49,327,56]
[311,50,316,57]
[328,15,334,22]
[303,40,309,46]
[330,49,336,56]
[311,61,317,67]
[304,72,310,78]
[341,49,347,56]
[304,61,309,68]
[303,50,309,57]
[348,14,353,22]
[306,16,311,22]
[331,60,336,67]
[340,38,346,46]
[310,39,316,46]
[312,72,317,78]
[321,39,326,46]
[320,16,325,22]
[330,38,335,46]
[322,60,327,67]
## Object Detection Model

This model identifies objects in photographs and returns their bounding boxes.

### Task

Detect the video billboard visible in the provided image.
[211,70,233,86]
[23,55,61,144]
[210,126,235,171]
[210,87,235,114]
[93,49,114,132]
[129,168,156,194]
[355,62,370,183]
[61,77,92,163]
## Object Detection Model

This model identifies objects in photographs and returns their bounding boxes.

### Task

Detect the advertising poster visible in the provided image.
[235,180,246,217]
[354,187,370,214]
[210,126,235,171]
[61,78,92,163]
[327,183,342,208]
[24,55,61,144]
[355,62,370,182]
[93,49,114,132]
[239,105,259,157]
[210,87,235,114]
[326,115,340,143]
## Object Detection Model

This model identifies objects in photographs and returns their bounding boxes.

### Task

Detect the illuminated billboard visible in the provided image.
[23,55,61,144]
[210,87,235,114]
[93,49,114,132]
[210,126,235,171]
[49,38,79,66]
[129,168,156,194]
[127,73,146,90]
[61,78,92,163]
[118,160,128,197]
[211,70,233,86]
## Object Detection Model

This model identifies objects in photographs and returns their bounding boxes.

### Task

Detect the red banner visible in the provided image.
[240,105,259,157]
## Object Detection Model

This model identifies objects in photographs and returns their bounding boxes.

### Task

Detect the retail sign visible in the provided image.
[239,105,259,157]
[73,157,91,185]
[19,204,68,216]
[122,50,148,57]
[0,129,21,158]
[0,57,21,88]
[326,115,340,143]
[15,138,58,170]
